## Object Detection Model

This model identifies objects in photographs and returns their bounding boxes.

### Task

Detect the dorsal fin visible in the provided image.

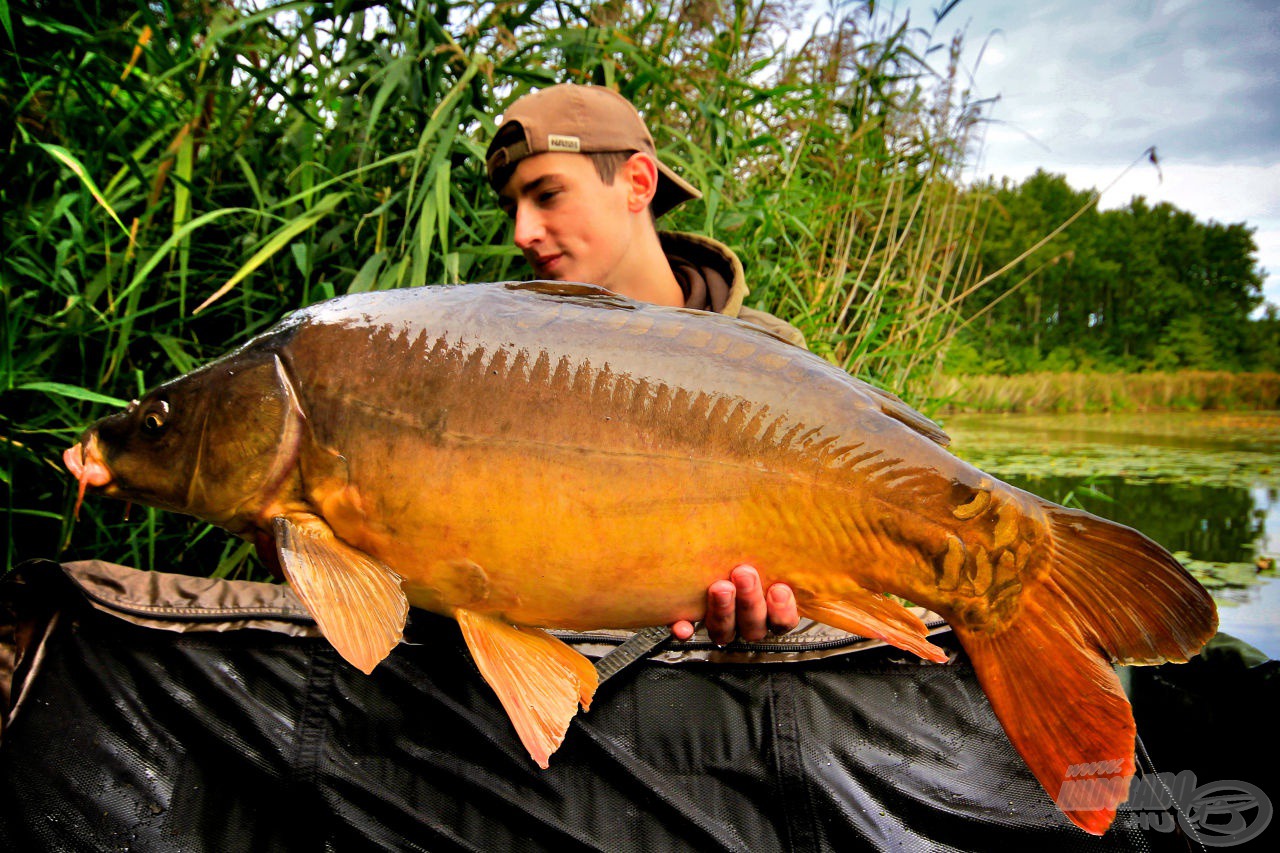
[505,281,638,309]
[863,383,950,447]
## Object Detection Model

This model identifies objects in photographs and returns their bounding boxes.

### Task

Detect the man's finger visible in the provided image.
[732,565,769,642]
[704,580,737,646]
[765,583,800,634]
[668,619,696,641]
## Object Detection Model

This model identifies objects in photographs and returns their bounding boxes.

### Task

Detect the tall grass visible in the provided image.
[1,0,992,574]
[930,371,1280,414]
[617,2,992,388]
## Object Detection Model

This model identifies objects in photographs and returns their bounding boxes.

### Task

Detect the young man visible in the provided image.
[486,83,805,345]
[485,82,805,643]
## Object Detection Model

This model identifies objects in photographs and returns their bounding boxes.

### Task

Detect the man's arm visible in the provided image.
[670,566,799,644]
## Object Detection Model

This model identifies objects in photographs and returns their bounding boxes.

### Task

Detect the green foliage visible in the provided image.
[952,170,1273,374]
[1,0,990,573]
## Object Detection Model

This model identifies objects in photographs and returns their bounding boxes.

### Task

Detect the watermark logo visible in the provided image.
[1183,780,1273,847]
[1057,760,1131,812]
[1061,765,1272,847]
[1128,771,1272,847]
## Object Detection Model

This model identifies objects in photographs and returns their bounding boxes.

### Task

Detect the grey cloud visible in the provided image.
[939,0,1280,166]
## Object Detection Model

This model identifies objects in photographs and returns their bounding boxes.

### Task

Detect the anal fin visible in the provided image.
[455,608,599,769]
[800,590,949,663]
[273,514,408,675]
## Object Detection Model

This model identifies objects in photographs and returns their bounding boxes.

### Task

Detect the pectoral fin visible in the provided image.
[273,514,408,675]
[800,590,949,663]
[455,607,599,769]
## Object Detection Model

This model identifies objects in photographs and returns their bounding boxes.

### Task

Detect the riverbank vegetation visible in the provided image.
[930,370,1280,414]
[946,170,1278,376]
[933,166,1279,413]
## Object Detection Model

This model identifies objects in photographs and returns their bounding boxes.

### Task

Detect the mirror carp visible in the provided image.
[63,282,1218,835]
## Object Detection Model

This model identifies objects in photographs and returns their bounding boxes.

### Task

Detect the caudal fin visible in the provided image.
[953,505,1217,835]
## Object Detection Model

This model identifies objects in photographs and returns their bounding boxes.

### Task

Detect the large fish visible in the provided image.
[63,282,1216,835]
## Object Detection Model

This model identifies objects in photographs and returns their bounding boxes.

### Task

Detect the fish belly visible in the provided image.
[321,432,920,630]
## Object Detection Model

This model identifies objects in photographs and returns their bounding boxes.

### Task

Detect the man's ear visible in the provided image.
[620,153,660,213]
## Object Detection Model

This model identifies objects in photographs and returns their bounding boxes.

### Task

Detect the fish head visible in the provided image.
[63,349,305,532]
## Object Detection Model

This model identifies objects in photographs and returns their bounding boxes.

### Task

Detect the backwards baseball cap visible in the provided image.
[485,83,701,218]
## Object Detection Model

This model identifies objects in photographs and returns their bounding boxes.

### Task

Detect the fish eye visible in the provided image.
[140,400,170,436]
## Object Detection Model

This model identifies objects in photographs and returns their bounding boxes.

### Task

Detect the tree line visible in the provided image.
[948,170,1278,375]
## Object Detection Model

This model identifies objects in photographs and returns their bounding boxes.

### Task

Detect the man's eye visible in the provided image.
[538,190,559,204]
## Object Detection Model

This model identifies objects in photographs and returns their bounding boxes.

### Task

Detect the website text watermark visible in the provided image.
[1058,764,1271,847]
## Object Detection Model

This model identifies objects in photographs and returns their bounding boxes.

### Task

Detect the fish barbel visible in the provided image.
[63,282,1217,835]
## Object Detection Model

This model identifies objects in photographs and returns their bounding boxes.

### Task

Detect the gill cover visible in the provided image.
[184,352,306,526]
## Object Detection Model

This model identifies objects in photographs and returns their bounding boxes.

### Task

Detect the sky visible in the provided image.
[895,0,1280,312]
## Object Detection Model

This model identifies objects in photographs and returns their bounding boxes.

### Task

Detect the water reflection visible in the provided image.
[1256,486,1280,554]
[999,475,1263,564]
[943,411,1280,660]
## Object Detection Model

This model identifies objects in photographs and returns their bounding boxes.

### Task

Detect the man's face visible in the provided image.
[497,152,634,288]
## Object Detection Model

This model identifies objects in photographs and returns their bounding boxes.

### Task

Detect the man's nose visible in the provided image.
[513,205,545,249]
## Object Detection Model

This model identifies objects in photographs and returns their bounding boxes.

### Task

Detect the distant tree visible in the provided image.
[962,171,1097,367]
[951,171,1273,374]
[1240,304,1280,372]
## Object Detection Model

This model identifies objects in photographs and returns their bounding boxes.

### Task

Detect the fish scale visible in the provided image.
[64,281,1217,836]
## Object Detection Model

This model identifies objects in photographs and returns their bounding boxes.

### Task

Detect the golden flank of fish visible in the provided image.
[63,282,1217,836]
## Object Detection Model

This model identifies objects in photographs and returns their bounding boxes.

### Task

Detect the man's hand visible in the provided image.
[669,565,799,644]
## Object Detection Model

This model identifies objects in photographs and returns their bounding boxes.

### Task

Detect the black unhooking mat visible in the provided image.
[0,559,1211,852]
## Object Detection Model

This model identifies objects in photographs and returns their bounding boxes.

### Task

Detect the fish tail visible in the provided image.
[951,506,1217,835]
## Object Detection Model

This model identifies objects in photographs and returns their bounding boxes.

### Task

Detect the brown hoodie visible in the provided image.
[660,231,807,349]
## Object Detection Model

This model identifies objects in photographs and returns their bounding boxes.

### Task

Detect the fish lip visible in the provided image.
[63,433,112,487]
[64,433,114,518]
[63,444,84,480]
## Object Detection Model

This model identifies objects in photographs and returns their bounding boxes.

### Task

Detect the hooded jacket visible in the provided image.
[660,231,807,348]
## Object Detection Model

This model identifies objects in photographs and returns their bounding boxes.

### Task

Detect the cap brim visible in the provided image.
[653,161,702,218]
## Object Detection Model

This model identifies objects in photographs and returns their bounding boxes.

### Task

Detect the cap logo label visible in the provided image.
[547,134,581,152]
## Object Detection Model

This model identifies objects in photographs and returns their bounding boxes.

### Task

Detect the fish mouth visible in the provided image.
[64,433,113,519]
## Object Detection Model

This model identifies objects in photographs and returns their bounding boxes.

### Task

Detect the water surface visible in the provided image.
[942,411,1280,659]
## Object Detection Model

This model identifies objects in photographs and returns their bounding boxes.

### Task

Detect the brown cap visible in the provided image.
[486,83,701,218]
